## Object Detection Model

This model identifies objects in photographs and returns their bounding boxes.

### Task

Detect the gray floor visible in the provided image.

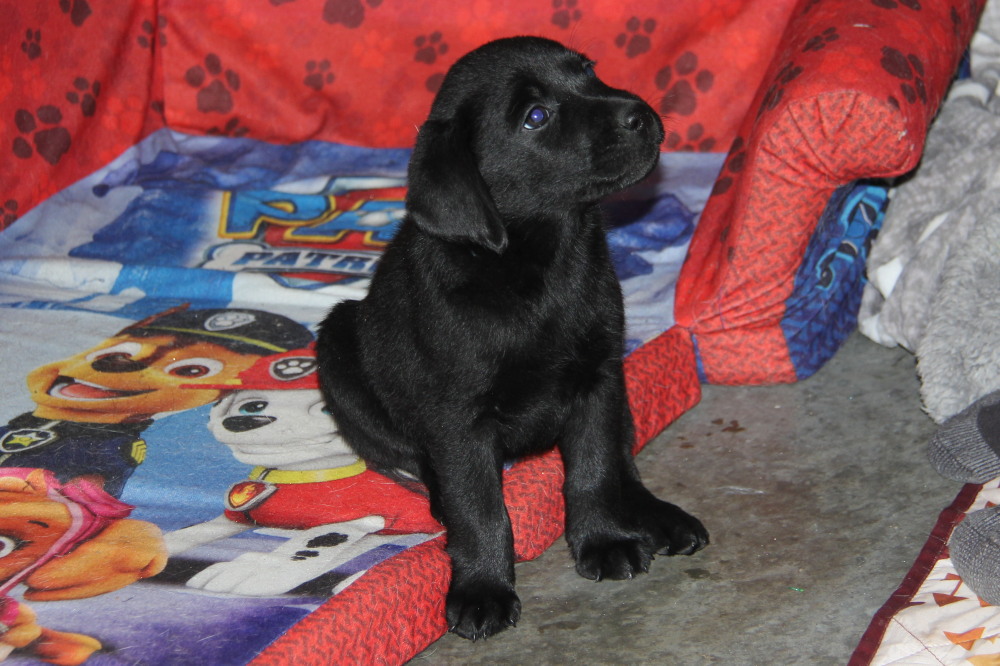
[412,332,963,664]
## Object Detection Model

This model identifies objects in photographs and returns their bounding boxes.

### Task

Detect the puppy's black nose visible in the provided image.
[620,103,653,132]
[623,111,645,131]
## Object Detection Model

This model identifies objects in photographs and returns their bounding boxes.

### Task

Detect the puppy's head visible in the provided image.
[407,36,665,253]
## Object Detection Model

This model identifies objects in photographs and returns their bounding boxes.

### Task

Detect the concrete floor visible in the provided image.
[412,332,963,664]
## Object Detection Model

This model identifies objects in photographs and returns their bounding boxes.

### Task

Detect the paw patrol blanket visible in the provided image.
[0,129,720,664]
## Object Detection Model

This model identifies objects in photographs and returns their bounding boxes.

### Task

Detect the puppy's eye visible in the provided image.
[583,61,597,78]
[523,105,551,130]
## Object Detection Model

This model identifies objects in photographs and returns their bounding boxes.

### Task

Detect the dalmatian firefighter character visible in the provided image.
[164,348,442,597]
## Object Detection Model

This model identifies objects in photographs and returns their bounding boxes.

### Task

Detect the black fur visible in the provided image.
[316,36,708,640]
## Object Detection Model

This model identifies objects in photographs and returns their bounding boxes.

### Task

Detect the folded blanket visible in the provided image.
[859,1,1000,422]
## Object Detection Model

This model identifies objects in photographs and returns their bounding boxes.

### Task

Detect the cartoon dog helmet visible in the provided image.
[187,348,320,392]
[120,306,314,355]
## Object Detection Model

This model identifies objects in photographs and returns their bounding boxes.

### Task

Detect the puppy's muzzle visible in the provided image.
[616,101,664,145]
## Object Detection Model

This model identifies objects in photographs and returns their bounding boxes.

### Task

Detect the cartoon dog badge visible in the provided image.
[165,348,441,597]
[0,305,314,497]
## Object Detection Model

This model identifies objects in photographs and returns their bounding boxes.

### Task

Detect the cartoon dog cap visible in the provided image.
[190,348,320,391]
[120,307,314,355]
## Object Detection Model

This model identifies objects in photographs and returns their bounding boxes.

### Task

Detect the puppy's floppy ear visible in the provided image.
[406,117,508,254]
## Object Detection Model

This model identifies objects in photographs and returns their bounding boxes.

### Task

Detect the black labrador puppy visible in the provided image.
[316,36,708,640]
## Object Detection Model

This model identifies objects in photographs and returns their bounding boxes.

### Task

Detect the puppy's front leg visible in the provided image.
[560,367,708,581]
[431,440,521,640]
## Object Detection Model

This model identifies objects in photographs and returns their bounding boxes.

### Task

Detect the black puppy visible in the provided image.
[316,36,708,640]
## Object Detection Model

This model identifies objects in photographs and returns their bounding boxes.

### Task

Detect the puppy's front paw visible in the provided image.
[570,499,708,581]
[446,581,521,641]
[574,537,652,581]
[639,498,710,557]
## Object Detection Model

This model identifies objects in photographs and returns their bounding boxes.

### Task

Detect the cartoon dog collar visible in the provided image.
[248,459,367,484]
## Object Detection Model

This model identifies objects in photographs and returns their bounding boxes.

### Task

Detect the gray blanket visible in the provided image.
[860,1,1000,422]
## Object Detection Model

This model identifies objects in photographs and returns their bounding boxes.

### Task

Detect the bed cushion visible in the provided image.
[675,0,984,385]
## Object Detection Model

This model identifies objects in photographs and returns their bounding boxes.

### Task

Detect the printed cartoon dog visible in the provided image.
[165,348,441,597]
[0,305,314,497]
[0,468,167,664]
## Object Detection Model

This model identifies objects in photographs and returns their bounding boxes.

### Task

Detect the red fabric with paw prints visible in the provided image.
[675,0,986,385]
[0,0,164,231]
[158,0,799,148]
[1,0,801,229]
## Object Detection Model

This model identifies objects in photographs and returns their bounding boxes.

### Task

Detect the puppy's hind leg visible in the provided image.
[560,366,708,582]
[315,300,419,475]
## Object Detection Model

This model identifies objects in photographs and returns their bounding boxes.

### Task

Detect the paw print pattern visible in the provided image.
[711,137,747,196]
[616,17,657,59]
[870,0,921,9]
[881,47,927,107]
[804,27,839,52]
[551,0,582,29]
[757,61,804,118]
[185,54,241,114]
[137,16,167,49]
[12,107,72,166]
[21,29,42,60]
[415,33,449,94]
[150,99,166,122]
[206,117,250,138]
[679,124,717,152]
[58,0,92,27]
[414,32,448,65]
[66,77,100,117]
[2,200,18,227]
[656,52,716,149]
[304,60,335,91]
[657,52,714,118]
[322,0,382,29]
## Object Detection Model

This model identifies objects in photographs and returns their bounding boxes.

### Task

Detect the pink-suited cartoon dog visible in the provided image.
[0,468,166,664]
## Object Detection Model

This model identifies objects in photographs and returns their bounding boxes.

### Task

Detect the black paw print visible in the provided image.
[656,51,715,125]
[675,124,717,152]
[551,0,582,29]
[615,17,656,59]
[881,47,927,107]
[58,0,92,27]
[425,72,445,94]
[758,61,804,118]
[414,32,448,65]
[304,60,335,91]
[66,77,100,117]
[206,116,250,138]
[322,0,382,29]
[804,27,839,52]
[137,16,167,49]
[870,0,921,9]
[21,29,42,60]
[2,200,18,227]
[185,54,241,114]
[711,137,747,197]
[150,99,166,123]
[12,107,72,166]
